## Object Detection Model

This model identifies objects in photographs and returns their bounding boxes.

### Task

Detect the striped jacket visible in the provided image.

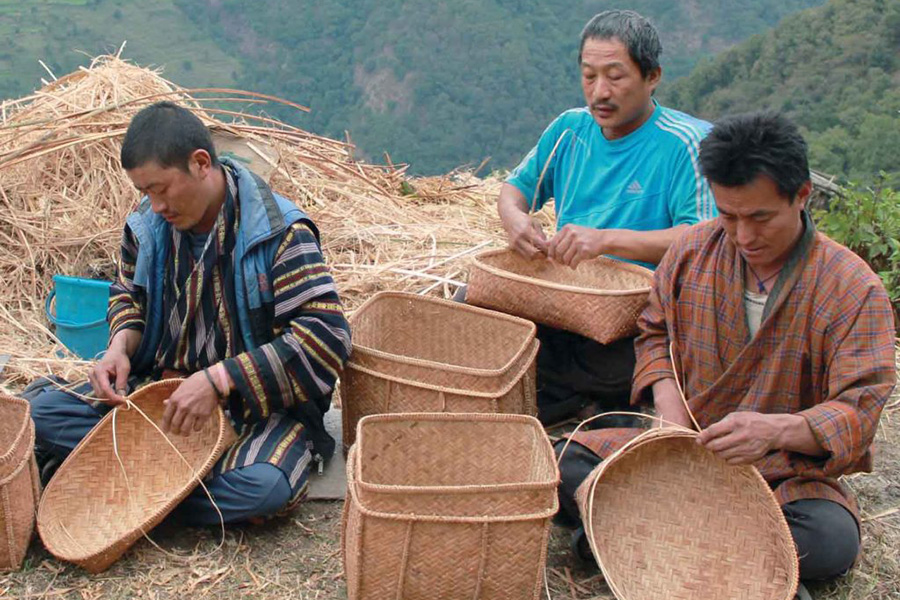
[574,214,897,521]
[108,159,351,492]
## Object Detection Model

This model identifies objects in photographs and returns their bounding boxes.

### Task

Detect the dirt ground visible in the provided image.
[3,393,899,599]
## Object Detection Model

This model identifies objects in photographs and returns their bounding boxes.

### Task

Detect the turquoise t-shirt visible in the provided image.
[507,102,716,267]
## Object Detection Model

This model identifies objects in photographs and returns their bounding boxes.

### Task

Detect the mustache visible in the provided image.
[591,102,617,111]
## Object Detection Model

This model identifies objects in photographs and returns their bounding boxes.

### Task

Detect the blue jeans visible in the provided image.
[29,382,291,526]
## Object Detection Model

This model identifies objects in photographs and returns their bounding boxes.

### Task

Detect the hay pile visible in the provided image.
[0,55,551,387]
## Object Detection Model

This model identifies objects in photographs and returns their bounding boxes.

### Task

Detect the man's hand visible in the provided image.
[161,371,220,436]
[697,412,784,465]
[504,211,548,259]
[88,347,131,406]
[548,224,610,268]
[497,183,548,259]
[88,329,142,405]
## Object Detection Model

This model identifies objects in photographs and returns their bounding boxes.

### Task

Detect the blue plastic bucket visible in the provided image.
[45,275,112,359]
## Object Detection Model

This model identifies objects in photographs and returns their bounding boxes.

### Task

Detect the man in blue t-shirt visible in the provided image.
[498,10,716,425]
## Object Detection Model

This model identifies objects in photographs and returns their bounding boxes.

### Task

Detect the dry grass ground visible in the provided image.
[2,386,898,600]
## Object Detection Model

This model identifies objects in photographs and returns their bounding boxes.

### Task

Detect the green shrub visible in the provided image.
[812,178,900,331]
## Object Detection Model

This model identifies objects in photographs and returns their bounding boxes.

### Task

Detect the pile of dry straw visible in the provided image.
[0,54,551,388]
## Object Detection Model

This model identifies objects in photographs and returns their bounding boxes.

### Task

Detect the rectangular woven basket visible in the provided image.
[0,393,40,571]
[341,292,538,447]
[342,413,559,600]
[467,249,653,344]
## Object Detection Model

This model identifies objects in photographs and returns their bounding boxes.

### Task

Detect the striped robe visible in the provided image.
[573,213,897,521]
[108,167,350,505]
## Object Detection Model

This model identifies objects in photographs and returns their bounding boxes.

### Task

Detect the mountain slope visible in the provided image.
[662,0,900,184]
[179,0,826,174]
[0,0,238,100]
[2,0,826,175]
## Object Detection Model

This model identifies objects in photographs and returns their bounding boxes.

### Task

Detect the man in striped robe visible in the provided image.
[556,113,897,585]
[30,102,351,525]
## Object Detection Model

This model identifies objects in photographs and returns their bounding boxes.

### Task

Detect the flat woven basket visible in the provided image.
[342,412,559,600]
[342,291,539,447]
[575,427,798,600]
[37,379,237,573]
[467,249,653,344]
[0,393,40,571]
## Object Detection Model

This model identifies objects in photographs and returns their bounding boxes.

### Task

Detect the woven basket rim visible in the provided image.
[37,379,234,566]
[472,249,653,296]
[0,394,32,468]
[346,445,559,524]
[356,410,548,428]
[345,338,539,398]
[354,412,559,491]
[348,291,537,377]
[583,427,799,600]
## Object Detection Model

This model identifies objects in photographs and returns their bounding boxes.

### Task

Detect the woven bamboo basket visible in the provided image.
[37,379,237,573]
[342,413,559,600]
[467,249,653,344]
[0,393,40,571]
[341,339,538,448]
[575,427,798,600]
[349,291,537,391]
[342,291,539,448]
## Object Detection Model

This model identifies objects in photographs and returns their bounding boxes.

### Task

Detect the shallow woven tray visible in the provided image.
[467,249,653,344]
[0,393,39,571]
[349,291,536,392]
[37,379,237,573]
[341,338,538,448]
[342,412,558,600]
[575,427,798,600]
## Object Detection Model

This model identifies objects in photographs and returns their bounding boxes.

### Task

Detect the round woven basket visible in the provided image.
[575,427,798,600]
[37,379,237,573]
[0,393,40,571]
[467,249,653,344]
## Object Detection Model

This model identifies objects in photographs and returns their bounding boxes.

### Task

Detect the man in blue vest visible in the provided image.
[497,10,716,424]
[29,102,351,525]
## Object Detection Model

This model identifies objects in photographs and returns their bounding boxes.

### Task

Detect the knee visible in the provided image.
[240,464,293,517]
[785,499,860,581]
[554,439,601,527]
[178,464,293,527]
[556,441,595,491]
[29,390,77,442]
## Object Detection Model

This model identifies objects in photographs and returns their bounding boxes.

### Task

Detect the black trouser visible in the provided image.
[453,285,636,425]
[535,325,635,425]
[554,440,861,581]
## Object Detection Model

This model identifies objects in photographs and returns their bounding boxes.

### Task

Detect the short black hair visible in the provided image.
[579,10,662,78]
[699,111,810,201]
[120,101,217,172]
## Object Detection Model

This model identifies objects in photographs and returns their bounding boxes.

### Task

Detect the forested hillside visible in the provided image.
[1,0,824,174]
[663,0,900,186]
[179,0,825,174]
[0,0,239,97]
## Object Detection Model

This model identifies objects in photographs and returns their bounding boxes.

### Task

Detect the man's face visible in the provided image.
[713,175,811,272]
[126,155,209,232]
[580,37,660,139]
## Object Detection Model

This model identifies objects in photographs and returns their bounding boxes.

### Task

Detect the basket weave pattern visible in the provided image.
[575,428,798,600]
[0,394,39,571]
[342,292,538,447]
[467,249,653,344]
[37,379,237,572]
[342,413,559,600]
